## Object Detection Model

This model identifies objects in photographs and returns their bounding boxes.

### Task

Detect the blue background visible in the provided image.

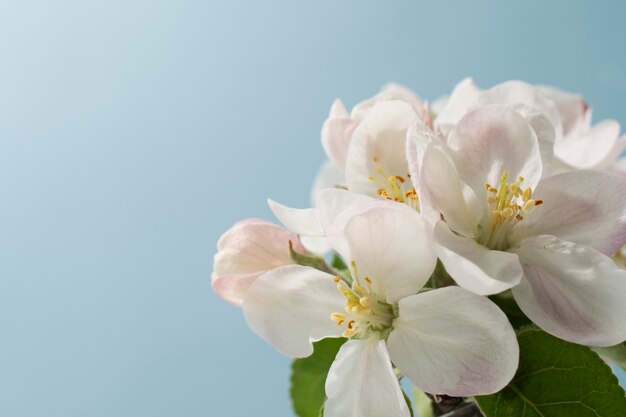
[1,1,625,416]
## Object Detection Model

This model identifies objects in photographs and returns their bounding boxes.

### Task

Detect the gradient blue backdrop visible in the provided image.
[1,1,625,416]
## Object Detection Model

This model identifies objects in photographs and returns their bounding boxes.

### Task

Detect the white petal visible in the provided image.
[447,106,543,192]
[513,235,626,346]
[325,338,410,417]
[310,160,347,206]
[435,77,482,130]
[351,83,424,123]
[345,100,419,197]
[478,81,562,139]
[434,221,523,295]
[555,119,621,169]
[511,170,626,256]
[211,272,259,307]
[268,199,324,237]
[321,99,357,170]
[242,265,345,357]
[315,188,375,231]
[537,85,586,136]
[328,202,437,303]
[507,104,556,177]
[598,134,626,171]
[387,287,518,396]
[299,236,331,256]
[418,135,483,237]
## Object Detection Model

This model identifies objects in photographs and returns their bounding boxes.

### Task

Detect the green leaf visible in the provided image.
[412,387,435,417]
[402,389,415,417]
[290,338,346,417]
[594,342,626,371]
[488,291,532,329]
[330,253,347,271]
[476,328,626,417]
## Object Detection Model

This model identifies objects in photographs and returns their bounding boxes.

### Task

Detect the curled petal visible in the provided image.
[433,221,523,295]
[325,338,410,417]
[478,81,562,139]
[242,265,345,357]
[212,219,304,305]
[418,136,483,237]
[387,287,519,396]
[267,199,324,237]
[513,235,626,347]
[351,82,424,123]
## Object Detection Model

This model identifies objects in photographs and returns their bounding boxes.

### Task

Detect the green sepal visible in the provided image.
[289,240,334,274]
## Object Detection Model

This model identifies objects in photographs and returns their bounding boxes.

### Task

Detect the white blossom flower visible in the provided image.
[242,201,519,417]
[408,105,626,347]
[211,219,307,306]
[313,84,429,202]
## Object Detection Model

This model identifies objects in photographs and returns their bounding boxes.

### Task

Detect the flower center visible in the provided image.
[330,261,395,339]
[478,171,542,250]
[368,160,419,211]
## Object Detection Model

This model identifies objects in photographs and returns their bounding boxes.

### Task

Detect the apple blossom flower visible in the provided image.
[211,219,307,306]
[242,201,519,417]
[313,84,430,202]
[408,105,626,347]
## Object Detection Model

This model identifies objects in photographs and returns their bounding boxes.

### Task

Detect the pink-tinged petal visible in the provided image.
[321,99,358,170]
[242,265,345,358]
[351,82,424,123]
[478,81,562,139]
[345,100,420,198]
[555,119,621,170]
[507,104,556,177]
[447,106,543,192]
[212,219,305,305]
[211,272,259,307]
[513,235,626,347]
[511,170,626,256]
[418,135,483,237]
[310,160,347,206]
[327,202,437,304]
[537,85,587,136]
[315,188,375,231]
[614,155,626,175]
[598,134,626,171]
[325,338,410,417]
[267,199,324,237]
[387,287,518,396]
[434,221,523,295]
[435,78,482,131]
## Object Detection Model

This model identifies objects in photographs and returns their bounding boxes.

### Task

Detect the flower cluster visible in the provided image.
[212,79,626,417]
